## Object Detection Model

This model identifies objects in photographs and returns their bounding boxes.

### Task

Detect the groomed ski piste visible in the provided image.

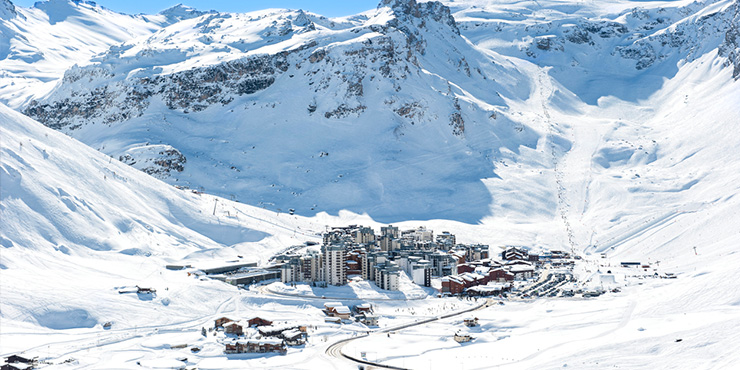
[2,0,740,369]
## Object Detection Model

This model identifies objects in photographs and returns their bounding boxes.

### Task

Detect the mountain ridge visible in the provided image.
[20,0,548,223]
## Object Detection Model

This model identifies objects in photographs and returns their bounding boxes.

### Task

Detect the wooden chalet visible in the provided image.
[441,276,465,294]
[453,333,473,343]
[258,324,306,338]
[282,329,306,346]
[224,322,244,336]
[224,339,287,354]
[247,317,273,327]
[457,263,476,274]
[358,313,379,326]
[4,356,34,365]
[354,303,372,314]
[214,317,233,328]
[1,364,29,370]
[323,302,351,319]
[487,268,514,282]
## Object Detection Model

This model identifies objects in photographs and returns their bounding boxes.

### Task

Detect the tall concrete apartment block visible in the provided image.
[375,262,401,291]
[323,244,346,286]
[300,253,320,282]
[354,226,375,244]
[381,225,400,238]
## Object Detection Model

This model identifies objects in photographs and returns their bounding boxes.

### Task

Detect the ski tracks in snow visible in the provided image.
[538,68,577,255]
[537,67,604,255]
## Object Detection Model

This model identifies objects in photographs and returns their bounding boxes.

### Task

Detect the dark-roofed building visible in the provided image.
[214,317,232,328]
[224,339,287,354]
[4,356,33,365]
[247,317,273,327]
[502,246,529,261]
[224,322,244,336]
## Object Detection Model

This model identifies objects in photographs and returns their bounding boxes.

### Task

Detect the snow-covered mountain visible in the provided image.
[6,0,740,257]
[448,0,740,103]
[21,0,552,223]
[18,0,740,227]
[2,0,740,368]
[0,0,210,108]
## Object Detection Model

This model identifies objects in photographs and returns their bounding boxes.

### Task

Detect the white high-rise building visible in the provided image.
[374,262,401,291]
[323,244,346,286]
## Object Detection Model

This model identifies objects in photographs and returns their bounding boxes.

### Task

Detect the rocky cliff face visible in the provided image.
[22,0,540,222]
[614,0,740,70]
[718,1,740,79]
[1,0,17,20]
[25,50,298,129]
[452,0,740,103]
[25,0,490,131]
[17,0,738,222]
[0,0,203,108]
[118,144,187,179]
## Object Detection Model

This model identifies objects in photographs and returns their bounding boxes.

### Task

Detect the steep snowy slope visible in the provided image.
[0,103,328,346]
[339,45,740,370]
[0,0,210,108]
[23,0,556,223]
[1,0,740,368]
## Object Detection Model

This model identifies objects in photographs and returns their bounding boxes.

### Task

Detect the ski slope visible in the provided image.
[1,0,740,368]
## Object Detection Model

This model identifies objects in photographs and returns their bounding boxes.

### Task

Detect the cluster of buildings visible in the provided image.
[2,355,36,370]
[275,225,489,291]
[323,302,378,326]
[214,316,308,354]
[441,247,575,296]
[181,227,577,299]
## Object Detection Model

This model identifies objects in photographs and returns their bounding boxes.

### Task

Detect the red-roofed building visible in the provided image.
[487,268,514,282]
[441,276,465,294]
[457,263,476,274]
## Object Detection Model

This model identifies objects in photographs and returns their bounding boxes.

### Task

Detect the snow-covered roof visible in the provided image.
[459,272,485,281]
[236,338,284,345]
[324,302,342,308]
[259,323,302,333]
[467,283,508,292]
[508,265,535,272]
[335,306,351,314]
[475,266,491,275]
[282,329,302,339]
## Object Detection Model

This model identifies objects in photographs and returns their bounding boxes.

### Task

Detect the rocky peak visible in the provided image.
[292,9,312,27]
[378,0,459,35]
[1,0,16,20]
[719,1,740,79]
[158,3,215,23]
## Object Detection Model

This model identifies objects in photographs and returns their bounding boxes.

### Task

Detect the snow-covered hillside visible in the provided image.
[22,0,553,223]
[2,0,740,368]
[0,0,210,108]
[19,0,740,227]
[0,101,328,347]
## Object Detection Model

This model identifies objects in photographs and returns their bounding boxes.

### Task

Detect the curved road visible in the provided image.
[325,298,495,369]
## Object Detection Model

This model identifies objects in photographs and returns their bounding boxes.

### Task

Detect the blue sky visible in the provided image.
[12,0,380,17]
